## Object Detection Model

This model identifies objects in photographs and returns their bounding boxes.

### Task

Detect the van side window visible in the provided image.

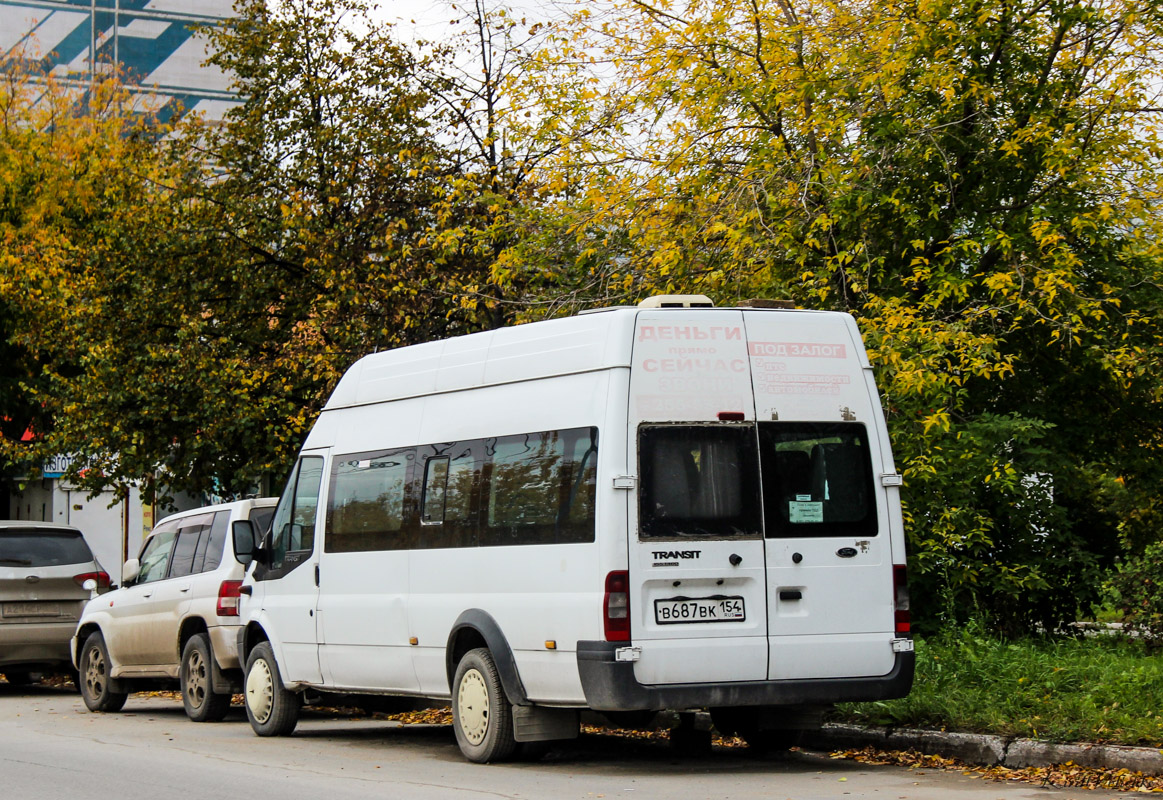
[324,426,597,552]
[267,456,325,572]
[482,427,597,546]
[415,443,479,549]
[487,432,563,535]
[566,430,598,531]
[326,450,412,553]
[445,446,475,524]
[421,457,449,524]
[758,422,877,538]
[638,424,762,539]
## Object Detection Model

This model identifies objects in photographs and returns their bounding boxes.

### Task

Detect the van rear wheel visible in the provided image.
[452,648,516,763]
[181,633,231,722]
[244,642,300,736]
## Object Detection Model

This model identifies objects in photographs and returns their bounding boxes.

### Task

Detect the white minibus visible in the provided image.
[232,295,914,762]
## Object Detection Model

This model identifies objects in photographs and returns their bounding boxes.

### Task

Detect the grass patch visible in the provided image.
[833,626,1163,746]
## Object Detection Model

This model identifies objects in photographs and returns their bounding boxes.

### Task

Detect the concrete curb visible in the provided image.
[801,723,1163,775]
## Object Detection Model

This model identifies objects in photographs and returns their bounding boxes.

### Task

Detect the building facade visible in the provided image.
[2,0,243,577]
[1,0,240,123]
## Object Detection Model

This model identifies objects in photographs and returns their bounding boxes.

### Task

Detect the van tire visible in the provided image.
[452,648,517,763]
[244,642,300,736]
[181,633,231,722]
[79,632,128,712]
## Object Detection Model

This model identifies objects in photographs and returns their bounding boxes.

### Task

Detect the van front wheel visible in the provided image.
[244,642,300,736]
[452,648,516,763]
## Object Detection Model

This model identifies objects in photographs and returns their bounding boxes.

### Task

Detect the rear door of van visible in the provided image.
[627,309,769,684]
[743,310,898,681]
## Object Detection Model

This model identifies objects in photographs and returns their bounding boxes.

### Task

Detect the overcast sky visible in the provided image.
[370,0,578,42]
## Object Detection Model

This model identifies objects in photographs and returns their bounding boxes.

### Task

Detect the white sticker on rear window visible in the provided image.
[788,501,823,523]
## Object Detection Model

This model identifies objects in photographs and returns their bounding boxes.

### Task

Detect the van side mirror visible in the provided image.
[232,520,261,566]
[122,558,140,585]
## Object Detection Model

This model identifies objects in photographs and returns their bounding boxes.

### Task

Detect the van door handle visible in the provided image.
[779,590,802,601]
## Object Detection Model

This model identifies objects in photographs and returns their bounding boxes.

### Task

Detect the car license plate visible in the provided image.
[654,596,745,624]
[2,602,63,618]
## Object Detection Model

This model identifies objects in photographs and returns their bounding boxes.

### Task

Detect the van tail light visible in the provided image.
[893,565,910,634]
[603,570,631,642]
[73,571,111,589]
[217,580,244,617]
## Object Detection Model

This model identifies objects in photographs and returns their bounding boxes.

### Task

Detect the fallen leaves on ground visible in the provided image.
[53,681,1161,791]
[384,707,452,725]
[830,746,1163,793]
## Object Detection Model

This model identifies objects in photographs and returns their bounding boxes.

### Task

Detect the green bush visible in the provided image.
[1106,542,1163,647]
[834,625,1163,745]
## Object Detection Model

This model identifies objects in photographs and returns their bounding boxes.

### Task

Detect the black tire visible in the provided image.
[452,648,517,763]
[243,642,300,736]
[2,671,33,686]
[79,632,128,712]
[180,633,231,722]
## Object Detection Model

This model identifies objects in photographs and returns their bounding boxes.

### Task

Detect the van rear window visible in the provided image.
[0,529,94,567]
[758,422,877,538]
[638,425,762,539]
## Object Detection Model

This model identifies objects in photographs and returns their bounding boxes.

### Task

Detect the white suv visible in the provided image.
[72,498,275,721]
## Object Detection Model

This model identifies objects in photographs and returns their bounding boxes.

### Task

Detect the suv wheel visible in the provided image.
[180,633,231,722]
[79,632,128,712]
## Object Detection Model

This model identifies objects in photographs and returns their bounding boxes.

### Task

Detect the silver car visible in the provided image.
[0,522,109,685]
[73,498,275,720]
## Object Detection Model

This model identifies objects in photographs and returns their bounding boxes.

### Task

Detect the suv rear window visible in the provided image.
[0,529,94,567]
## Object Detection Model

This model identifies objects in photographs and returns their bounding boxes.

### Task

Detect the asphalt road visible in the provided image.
[0,682,1140,800]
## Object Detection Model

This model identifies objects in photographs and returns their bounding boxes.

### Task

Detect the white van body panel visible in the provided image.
[240,305,911,717]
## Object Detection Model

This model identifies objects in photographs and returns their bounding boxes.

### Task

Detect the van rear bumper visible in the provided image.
[575,640,914,712]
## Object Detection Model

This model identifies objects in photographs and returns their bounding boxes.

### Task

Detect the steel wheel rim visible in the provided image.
[457,668,489,746]
[185,648,209,709]
[246,657,274,724]
[84,646,107,698]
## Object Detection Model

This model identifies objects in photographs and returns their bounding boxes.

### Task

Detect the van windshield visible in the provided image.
[638,425,762,539]
[758,422,878,538]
